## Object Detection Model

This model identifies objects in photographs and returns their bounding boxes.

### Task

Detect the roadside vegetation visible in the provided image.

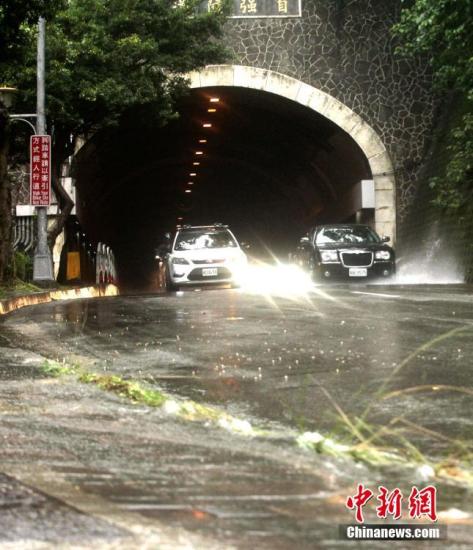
[0,250,41,299]
[0,279,41,300]
[393,0,473,280]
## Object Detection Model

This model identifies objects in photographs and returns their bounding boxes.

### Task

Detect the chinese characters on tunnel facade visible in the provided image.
[193,0,301,17]
[30,135,51,206]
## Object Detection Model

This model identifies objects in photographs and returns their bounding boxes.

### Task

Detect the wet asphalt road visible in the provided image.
[1,283,473,548]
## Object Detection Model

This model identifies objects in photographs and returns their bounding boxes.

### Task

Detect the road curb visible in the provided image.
[0,284,119,316]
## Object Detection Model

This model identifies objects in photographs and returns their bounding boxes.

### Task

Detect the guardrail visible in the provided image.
[96,242,117,285]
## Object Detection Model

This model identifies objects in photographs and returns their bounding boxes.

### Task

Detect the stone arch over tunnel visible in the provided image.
[188,65,396,241]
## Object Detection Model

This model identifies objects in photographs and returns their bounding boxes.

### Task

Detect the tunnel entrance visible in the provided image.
[74,67,395,289]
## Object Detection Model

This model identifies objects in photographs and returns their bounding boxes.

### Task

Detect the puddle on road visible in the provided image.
[2,290,473,547]
[44,427,362,549]
[4,291,473,458]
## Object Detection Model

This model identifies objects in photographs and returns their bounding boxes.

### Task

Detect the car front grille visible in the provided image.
[188,267,232,281]
[340,251,373,267]
[191,259,224,265]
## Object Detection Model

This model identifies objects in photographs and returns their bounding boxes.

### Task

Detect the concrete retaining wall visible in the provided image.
[0,285,119,316]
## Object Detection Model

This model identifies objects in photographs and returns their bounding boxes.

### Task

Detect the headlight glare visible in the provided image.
[228,253,247,264]
[375,250,391,260]
[321,250,339,262]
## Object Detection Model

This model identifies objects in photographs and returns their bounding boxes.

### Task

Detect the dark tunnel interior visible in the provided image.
[73,86,372,288]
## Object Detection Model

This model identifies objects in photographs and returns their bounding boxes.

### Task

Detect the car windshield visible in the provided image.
[174,229,237,251]
[315,226,381,245]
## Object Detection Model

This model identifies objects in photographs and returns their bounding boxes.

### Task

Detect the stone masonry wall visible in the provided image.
[223,0,437,221]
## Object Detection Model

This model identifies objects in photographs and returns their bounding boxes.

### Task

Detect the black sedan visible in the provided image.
[292,224,395,281]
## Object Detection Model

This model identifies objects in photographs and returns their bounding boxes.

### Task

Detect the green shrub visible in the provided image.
[13,251,33,282]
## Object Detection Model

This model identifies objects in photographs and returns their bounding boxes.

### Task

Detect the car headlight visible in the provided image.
[171,257,190,265]
[375,250,391,260]
[321,250,339,262]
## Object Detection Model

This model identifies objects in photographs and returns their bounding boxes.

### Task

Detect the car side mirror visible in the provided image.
[382,236,390,243]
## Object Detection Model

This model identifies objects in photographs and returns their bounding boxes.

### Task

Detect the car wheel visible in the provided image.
[307,256,318,280]
[311,264,326,284]
[165,267,178,292]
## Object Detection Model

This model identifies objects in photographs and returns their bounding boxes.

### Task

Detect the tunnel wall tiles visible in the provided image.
[221,0,437,224]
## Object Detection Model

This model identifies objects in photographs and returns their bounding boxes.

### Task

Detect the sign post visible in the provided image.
[32,16,54,284]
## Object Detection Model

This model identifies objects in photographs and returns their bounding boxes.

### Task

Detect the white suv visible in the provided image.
[165,224,247,290]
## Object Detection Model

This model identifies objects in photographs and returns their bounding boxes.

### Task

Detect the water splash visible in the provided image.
[395,237,463,284]
[382,222,464,285]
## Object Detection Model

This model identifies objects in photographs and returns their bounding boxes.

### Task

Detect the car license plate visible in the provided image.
[202,267,218,277]
[349,268,368,277]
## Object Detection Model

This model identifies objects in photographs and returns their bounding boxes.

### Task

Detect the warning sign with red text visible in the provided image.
[30,135,51,206]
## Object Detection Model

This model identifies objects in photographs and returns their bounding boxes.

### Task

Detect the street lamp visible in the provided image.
[0,86,38,133]
[0,87,37,130]
[0,87,17,109]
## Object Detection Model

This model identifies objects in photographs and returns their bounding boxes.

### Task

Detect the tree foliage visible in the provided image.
[393,0,473,94]
[3,0,229,249]
[0,0,64,62]
[9,0,229,143]
[393,0,473,217]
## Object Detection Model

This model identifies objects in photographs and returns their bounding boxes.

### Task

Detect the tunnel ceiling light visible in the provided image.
[185,189,192,193]
[209,97,220,103]
[202,123,212,128]
[187,181,194,185]
[193,161,200,166]
[198,139,207,143]
[195,151,203,155]
[189,172,197,176]
[177,217,183,220]
[207,108,217,113]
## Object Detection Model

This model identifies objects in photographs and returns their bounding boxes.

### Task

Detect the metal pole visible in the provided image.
[33,16,54,283]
